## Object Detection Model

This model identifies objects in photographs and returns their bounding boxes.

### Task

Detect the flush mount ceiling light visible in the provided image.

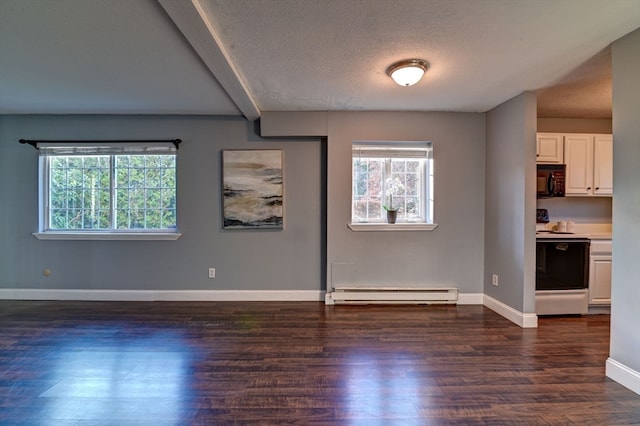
[386,59,429,87]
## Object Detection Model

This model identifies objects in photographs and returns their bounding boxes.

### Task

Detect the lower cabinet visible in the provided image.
[589,240,612,305]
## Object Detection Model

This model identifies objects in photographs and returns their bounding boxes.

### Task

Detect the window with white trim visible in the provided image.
[36,142,178,236]
[352,141,433,224]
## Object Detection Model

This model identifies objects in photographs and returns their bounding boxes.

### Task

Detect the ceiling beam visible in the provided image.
[158,0,261,121]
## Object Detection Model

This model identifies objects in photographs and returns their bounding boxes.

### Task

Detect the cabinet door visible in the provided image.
[564,134,593,195]
[589,255,612,305]
[593,135,613,195]
[536,133,564,163]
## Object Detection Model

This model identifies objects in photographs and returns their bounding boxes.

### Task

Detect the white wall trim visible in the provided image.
[457,293,484,305]
[0,290,537,329]
[32,232,181,241]
[606,357,640,396]
[347,223,438,232]
[483,294,538,328]
[0,289,325,302]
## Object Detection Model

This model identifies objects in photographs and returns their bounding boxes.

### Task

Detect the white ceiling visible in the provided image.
[1,0,639,120]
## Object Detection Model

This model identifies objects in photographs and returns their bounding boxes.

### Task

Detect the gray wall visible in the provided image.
[536,197,612,224]
[0,115,323,292]
[484,92,537,312]
[326,111,486,292]
[610,28,640,383]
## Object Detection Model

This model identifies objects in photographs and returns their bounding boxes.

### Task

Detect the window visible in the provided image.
[351,141,434,227]
[34,142,179,240]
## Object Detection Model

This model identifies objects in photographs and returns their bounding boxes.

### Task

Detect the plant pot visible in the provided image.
[386,210,398,224]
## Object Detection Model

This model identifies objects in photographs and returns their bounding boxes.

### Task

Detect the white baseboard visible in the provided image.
[457,293,484,305]
[0,288,325,302]
[483,294,538,328]
[606,358,640,396]
[0,289,535,329]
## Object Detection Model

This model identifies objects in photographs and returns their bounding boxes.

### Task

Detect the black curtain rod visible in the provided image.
[19,139,182,150]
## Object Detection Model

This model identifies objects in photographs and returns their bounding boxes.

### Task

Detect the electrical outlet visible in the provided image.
[492,274,499,286]
[208,268,216,278]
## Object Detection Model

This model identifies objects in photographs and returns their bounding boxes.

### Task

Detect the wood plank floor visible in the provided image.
[1,301,638,425]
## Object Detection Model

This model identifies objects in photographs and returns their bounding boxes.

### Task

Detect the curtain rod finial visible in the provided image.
[19,139,39,149]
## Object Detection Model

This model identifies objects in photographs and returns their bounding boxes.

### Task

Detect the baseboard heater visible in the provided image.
[325,287,458,305]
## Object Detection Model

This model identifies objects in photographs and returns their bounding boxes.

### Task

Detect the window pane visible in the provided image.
[67,168,83,189]
[50,209,67,229]
[51,157,68,169]
[162,209,177,229]
[113,154,177,230]
[160,155,175,168]
[145,210,161,228]
[162,189,176,210]
[50,190,67,209]
[116,189,129,208]
[131,210,143,229]
[351,145,432,224]
[406,172,418,195]
[129,189,145,209]
[98,210,110,228]
[145,156,161,168]
[146,168,161,188]
[129,168,145,188]
[45,153,177,232]
[116,209,129,229]
[47,155,110,230]
[146,189,161,209]
[391,161,405,173]
[352,158,384,222]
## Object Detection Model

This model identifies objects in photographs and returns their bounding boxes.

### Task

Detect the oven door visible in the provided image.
[536,239,590,290]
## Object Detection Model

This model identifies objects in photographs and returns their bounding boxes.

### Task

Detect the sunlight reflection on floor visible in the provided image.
[39,330,192,423]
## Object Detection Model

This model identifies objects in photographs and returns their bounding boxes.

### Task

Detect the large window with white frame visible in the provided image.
[352,141,433,224]
[35,141,178,238]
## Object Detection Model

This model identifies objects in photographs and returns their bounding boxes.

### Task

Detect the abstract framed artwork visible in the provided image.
[222,149,283,229]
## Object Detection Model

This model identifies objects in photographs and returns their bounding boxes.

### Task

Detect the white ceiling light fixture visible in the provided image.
[386,59,429,87]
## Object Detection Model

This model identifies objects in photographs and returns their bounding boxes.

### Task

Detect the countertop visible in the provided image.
[536,222,612,240]
[536,231,612,240]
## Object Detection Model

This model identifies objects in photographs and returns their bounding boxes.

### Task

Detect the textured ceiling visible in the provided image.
[1,0,639,119]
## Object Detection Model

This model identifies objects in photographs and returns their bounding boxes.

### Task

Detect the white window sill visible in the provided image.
[32,232,182,241]
[348,223,438,232]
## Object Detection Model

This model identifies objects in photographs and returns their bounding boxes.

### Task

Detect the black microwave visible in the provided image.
[537,164,566,198]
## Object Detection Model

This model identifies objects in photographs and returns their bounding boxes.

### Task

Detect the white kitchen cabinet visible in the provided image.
[564,134,613,196]
[593,135,613,195]
[589,240,612,305]
[536,133,564,163]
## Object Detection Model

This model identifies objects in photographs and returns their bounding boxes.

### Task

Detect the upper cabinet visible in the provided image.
[564,134,613,196]
[593,135,613,196]
[536,133,564,163]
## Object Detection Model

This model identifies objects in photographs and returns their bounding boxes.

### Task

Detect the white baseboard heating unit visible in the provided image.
[325,287,459,305]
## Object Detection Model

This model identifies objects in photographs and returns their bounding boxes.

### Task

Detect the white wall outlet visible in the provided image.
[208,268,216,278]
[492,274,499,286]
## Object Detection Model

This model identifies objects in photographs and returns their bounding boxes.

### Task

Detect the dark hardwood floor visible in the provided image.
[1,301,638,425]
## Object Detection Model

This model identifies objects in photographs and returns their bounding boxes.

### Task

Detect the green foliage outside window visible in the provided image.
[47,154,176,231]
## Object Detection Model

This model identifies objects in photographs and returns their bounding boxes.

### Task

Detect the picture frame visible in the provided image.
[222,149,283,230]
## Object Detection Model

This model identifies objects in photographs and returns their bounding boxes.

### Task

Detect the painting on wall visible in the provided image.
[222,149,283,229]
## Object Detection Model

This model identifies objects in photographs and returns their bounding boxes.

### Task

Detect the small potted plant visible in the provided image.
[383,177,404,223]
[383,195,399,223]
